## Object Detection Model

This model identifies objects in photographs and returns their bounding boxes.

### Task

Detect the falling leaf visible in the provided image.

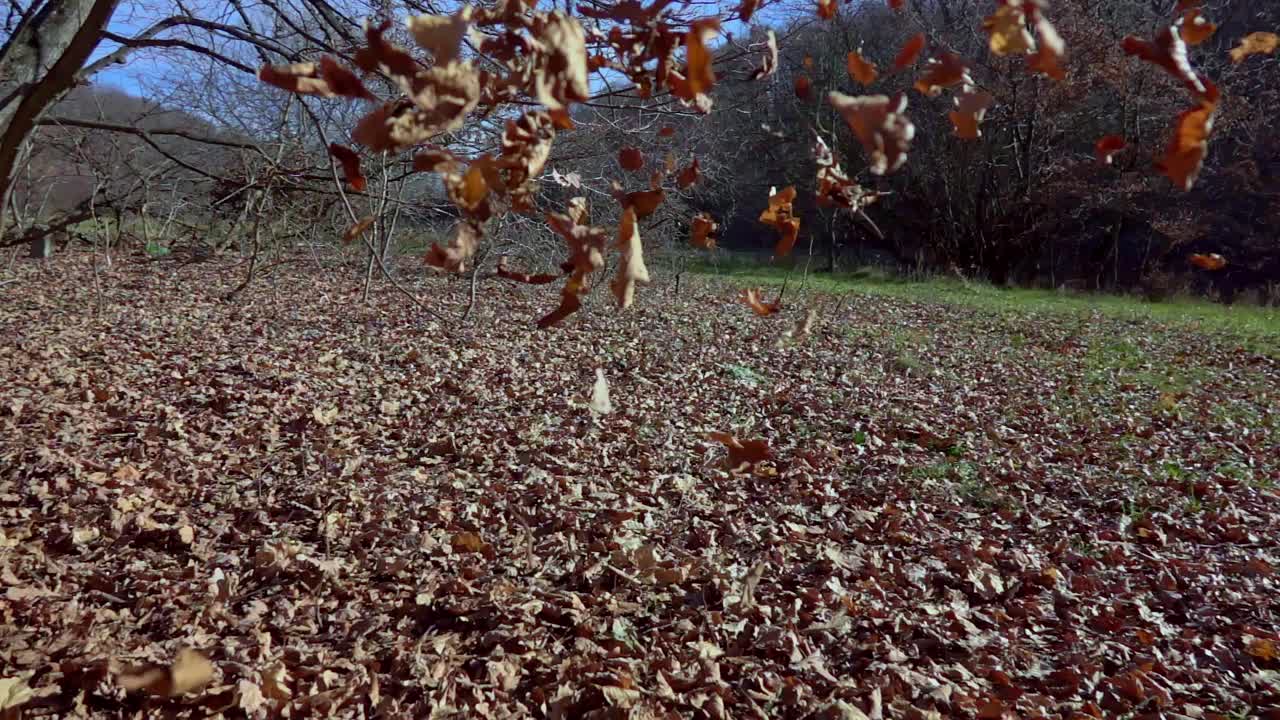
[611,207,650,309]
[813,133,880,209]
[118,648,215,697]
[739,287,781,316]
[1122,25,1211,100]
[355,21,420,77]
[817,0,837,20]
[690,213,718,249]
[1095,135,1126,165]
[677,158,699,188]
[258,57,375,100]
[532,12,591,112]
[913,51,969,96]
[1179,7,1216,46]
[708,431,773,470]
[589,369,612,415]
[406,6,473,64]
[888,0,905,8]
[328,144,366,192]
[738,0,760,22]
[343,216,376,244]
[984,3,1034,56]
[894,33,927,69]
[613,183,666,219]
[1230,32,1278,63]
[1156,98,1216,191]
[758,186,801,256]
[751,30,779,80]
[425,221,483,272]
[829,91,915,174]
[1028,15,1067,80]
[948,86,994,140]
[619,147,645,171]
[685,18,720,97]
[496,256,561,284]
[540,199,607,328]
[658,126,676,137]
[795,75,812,99]
[1188,253,1227,271]
[847,51,878,85]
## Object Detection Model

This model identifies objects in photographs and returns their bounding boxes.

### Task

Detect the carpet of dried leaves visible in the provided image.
[2,256,1278,719]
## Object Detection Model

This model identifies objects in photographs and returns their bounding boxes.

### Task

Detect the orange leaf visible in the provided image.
[758,186,801,257]
[708,431,773,471]
[425,221,483,272]
[913,51,968,96]
[610,207,650,309]
[1230,32,1279,63]
[1156,98,1216,191]
[677,158,700,189]
[685,18,720,97]
[794,75,812,99]
[342,216,375,244]
[847,51,878,85]
[817,0,837,20]
[813,133,879,209]
[1246,638,1278,661]
[328,143,366,192]
[690,213,718,249]
[1179,8,1216,46]
[1188,253,1227,271]
[1028,16,1067,80]
[1095,135,1126,165]
[319,56,376,100]
[829,91,915,174]
[619,147,645,171]
[738,0,760,22]
[894,33,927,70]
[1122,26,1214,101]
[983,4,1033,56]
[948,87,994,140]
[540,199,608,329]
[496,256,561,284]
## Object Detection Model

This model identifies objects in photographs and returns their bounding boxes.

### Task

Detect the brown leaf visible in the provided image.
[817,0,837,20]
[1230,32,1278,63]
[1188,253,1227,271]
[610,207,650,309]
[739,287,781,316]
[1155,97,1216,191]
[829,91,915,174]
[619,147,645,172]
[1179,7,1216,46]
[751,30,779,80]
[984,3,1034,56]
[1028,16,1067,80]
[685,18,720,97]
[948,86,994,140]
[540,199,608,328]
[690,213,718,249]
[758,186,801,257]
[658,126,677,137]
[1246,637,1278,661]
[496,256,561,284]
[355,21,420,78]
[813,133,879,210]
[913,51,968,96]
[451,531,487,553]
[531,12,591,112]
[677,158,700,188]
[258,57,375,100]
[425,221,483,272]
[708,431,773,470]
[1095,135,1126,165]
[795,74,812,99]
[328,143,366,192]
[342,216,375,244]
[118,648,214,697]
[407,6,473,64]
[738,0,760,22]
[1122,26,1214,101]
[847,51,878,85]
[613,183,666,219]
[894,33,927,70]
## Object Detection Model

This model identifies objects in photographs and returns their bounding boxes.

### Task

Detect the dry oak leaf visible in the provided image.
[425,221,483,272]
[589,368,612,415]
[451,531,487,554]
[751,30,779,80]
[497,110,557,213]
[847,50,878,85]
[619,147,645,171]
[830,91,915,174]
[530,12,591,111]
[758,185,801,257]
[894,33,927,70]
[406,5,474,65]
[1028,15,1067,80]
[258,56,375,100]
[1122,25,1211,100]
[353,62,480,151]
[327,143,366,192]
[817,0,837,20]
[611,207,650,309]
[1095,135,1126,165]
[540,199,608,328]
[684,18,721,97]
[677,157,700,188]
[949,86,994,140]
[355,21,420,78]
[343,216,376,244]
[813,133,878,210]
[1246,637,1278,661]
[1179,7,1216,46]
[1156,97,1216,191]
[708,431,773,470]
[914,51,969,96]
[612,181,666,219]
[1230,32,1278,63]
[738,0,760,22]
[888,0,905,8]
[118,648,215,697]
[690,213,718,249]
[496,256,561,284]
[740,287,781,316]
[1188,252,1227,271]
[984,3,1034,56]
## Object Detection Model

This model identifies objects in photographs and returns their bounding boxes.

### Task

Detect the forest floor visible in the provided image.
[2,253,1278,719]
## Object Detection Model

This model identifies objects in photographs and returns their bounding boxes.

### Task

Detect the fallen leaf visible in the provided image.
[708,431,773,470]
[118,648,215,697]
[740,287,781,316]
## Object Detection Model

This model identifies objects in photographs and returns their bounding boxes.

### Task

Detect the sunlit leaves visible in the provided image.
[894,33,927,70]
[758,186,800,257]
[1188,252,1227,271]
[750,30,779,81]
[984,4,1034,56]
[813,133,879,210]
[914,51,969,96]
[677,158,699,188]
[690,213,718,249]
[847,51,878,85]
[540,198,607,328]
[829,92,915,175]
[258,57,374,100]
[1156,98,1216,191]
[610,207,650,309]
[949,86,994,140]
[406,5,474,64]
[683,19,721,98]
[1178,7,1216,46]
[1122,25,1211,100]
[1230,32,1278,63]
[708,431,772,471]
[1095,135,1126,165]
[531,12,591,112]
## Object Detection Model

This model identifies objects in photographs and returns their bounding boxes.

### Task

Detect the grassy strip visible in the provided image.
[687,261,1280,354]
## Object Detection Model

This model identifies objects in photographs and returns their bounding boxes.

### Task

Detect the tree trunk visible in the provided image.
[0,0,121,245]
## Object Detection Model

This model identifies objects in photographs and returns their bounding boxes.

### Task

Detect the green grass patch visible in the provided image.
[689,261,1280,355]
